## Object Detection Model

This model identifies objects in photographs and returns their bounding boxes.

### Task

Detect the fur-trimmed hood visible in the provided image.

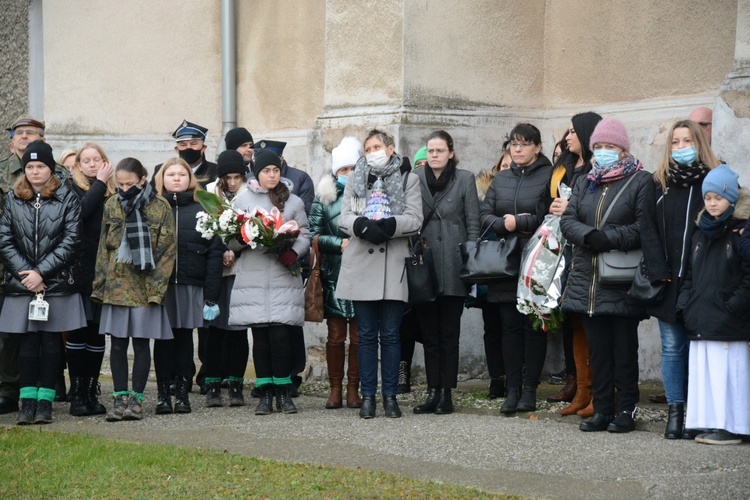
[475,170,495,203]
[316,173,341,205]
[695,188,750,225]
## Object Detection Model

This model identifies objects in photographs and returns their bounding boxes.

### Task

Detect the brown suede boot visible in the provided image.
[346,319,362,408]
[547,373,577,403]
[326,318,346,409]
[560,320,593,415]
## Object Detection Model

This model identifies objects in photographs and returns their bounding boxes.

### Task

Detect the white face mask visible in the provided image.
[366,149,389,169]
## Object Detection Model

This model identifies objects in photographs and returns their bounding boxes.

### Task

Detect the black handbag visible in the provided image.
[404,237,439,304]
[458,224,521,284]
[628,257,666,303]
[595,174,641,285]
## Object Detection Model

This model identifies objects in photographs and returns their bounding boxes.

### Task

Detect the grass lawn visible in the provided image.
[0,427,510,498]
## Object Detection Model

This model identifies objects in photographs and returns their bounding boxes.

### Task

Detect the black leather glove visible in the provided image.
[353,217,388,245]
[585,230,611,252]
[378,217,397,237]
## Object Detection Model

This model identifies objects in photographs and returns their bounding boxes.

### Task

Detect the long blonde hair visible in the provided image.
[154,157,203,201]
[654,120,719,191]
[72,142,116,197]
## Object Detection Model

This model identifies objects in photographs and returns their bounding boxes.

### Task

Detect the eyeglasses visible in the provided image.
[698,122,712,128]
[15,129,41,137]
[427,149,448,155]
[510,142,535,148]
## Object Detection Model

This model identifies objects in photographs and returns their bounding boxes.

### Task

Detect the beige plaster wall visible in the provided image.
[404,0,545,108]
[543,0,736,107]
[236,0,325,131]
[323,0,405,108]
[43,0,222,136]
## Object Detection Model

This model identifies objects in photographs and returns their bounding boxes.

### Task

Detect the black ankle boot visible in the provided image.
[254,385,273,415]
[413,388,440,414]
[206,381,223,407]
[34,399,53,424]
[86,377,107,415]
[173,376,191,414]
[579,413,614,432]
[16,398,36,425]
[516,386,537,412]
[228,380,245,406]
[155,380,173,414]
[383,395,402,418]
[434,388,454,415]
[488,377,506,399]
[275,385,298,414]
[396,361,411,394]
[359,395,376,419]
[69,377,91,417]
[665,403,685,439]
[500,387,520,414]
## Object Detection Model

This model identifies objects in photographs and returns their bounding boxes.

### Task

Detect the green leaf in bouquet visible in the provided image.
[196,190,225,217]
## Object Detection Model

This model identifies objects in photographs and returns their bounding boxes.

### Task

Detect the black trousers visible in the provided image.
[581,314,640,414]
[481,303,504,379]
[154,328,194,381]
[498,303,547,389]
[399,307,423,365]
[252,325,292,380]
[416,296,464,388]
[561,312,576,376]
[288,325,306,381]
[205,326,249,379]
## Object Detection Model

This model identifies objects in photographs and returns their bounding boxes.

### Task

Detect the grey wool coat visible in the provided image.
[415,167,481,297]
[336,170,423,302]
[227,181,311,327]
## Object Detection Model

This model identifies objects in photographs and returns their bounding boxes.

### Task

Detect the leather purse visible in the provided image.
[459,224,521,284]
[404,236,439,304]
[304,235,324,322]
[628,257,666,303]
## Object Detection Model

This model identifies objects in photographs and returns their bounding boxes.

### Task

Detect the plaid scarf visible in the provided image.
[116,183,156,272]
[587,154,643,192]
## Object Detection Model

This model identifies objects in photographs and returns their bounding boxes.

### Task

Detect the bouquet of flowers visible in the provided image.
[195,191,302,275]
[516,182,572,332]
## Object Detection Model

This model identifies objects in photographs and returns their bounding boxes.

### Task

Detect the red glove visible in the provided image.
[279,249,298,266]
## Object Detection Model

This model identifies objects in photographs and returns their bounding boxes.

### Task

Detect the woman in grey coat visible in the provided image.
[228,150,311,416]
[412,131,480,415]
[336,129,423,419]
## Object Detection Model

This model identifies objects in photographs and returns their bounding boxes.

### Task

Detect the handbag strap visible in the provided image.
[310,234,320,271]
[598,173,639,228]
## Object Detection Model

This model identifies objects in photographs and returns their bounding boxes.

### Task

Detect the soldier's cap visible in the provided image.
[7,114,45,132]
[172,120,208,142]
[253,139,286,156]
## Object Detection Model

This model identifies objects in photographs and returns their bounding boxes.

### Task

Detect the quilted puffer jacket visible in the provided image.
[0,177,81,296]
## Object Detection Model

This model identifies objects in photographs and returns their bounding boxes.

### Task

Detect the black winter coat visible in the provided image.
[676,191,750,342]
[0,179,81,296]
[480,154,553,302]
[560,169,652,318]
[166,191,223,303]
[71,179,109,295]
[640,169,707,323]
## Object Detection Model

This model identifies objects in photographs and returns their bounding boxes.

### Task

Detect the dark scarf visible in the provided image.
[116,183,156,272]
[587,154,643,192]
[698,206,736,240]
[667,161,709,188]
[425,159,456,195]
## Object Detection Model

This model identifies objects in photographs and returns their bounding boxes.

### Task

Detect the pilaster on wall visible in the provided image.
[0,1,30,154]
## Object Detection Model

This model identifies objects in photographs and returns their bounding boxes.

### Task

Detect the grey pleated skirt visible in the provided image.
[206,276,246,331]
[165,283,204,329]
[99,304,173,340]
[0,293,87,334]
[82,295,103,324]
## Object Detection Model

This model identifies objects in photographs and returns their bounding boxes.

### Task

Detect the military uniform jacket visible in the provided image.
[91,194,176,306]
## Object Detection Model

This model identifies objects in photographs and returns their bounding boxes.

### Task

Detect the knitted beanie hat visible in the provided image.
[589,118,631,152]
[225,127,253,151]
[22,140,55,170]
[331,136,363,175]
[252,149,282,179]
[702,163,739,203]
[217,150,247,178]
[413,146,427,167]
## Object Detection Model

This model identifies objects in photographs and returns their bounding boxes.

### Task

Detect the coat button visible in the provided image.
[379,247,385,253]
[368,248,374,254]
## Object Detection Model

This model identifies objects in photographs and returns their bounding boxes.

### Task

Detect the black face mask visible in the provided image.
[178,147,203,165]
[117,184,142,200]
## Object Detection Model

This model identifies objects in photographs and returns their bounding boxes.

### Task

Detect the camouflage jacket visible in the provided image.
[0,153,23,196]
[91,193,176,307]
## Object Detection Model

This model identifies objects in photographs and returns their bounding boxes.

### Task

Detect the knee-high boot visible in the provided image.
[560,324,593,416]
[326,318,346,409]
[346,319,361,408]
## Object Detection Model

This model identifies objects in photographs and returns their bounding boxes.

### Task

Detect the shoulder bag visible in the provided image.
[627,197,667,303]
[404,176,440,304]
[458,220,521,284]
[304,235,325,322]
[596,174,642,284]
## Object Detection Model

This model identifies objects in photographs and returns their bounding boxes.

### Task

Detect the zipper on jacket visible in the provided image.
[588,185,609,317]
[513,168,525,215]
[34,192,41,264]
[174,193,179,284]
[678,187,693,278]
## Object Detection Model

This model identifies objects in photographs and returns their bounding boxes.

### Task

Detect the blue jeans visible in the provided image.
[354,300,405,397]
[658,320,689,404]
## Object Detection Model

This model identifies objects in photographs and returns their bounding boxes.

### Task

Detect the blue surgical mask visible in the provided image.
[593,149,620,169]
[336,175,347,189]
[671,146,697,166]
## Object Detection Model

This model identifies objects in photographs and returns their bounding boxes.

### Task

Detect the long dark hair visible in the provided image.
[269,182,290,211]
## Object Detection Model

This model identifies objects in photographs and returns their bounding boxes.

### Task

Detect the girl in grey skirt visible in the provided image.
[92,158,176,422]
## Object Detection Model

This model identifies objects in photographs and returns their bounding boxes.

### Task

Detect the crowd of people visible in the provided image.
[0,107,747,445]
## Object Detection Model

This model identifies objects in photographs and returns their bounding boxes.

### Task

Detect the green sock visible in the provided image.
[37,387,56,402]
[20,387,38,400]
[113,391,130,398]
[228,376,244,382]
[205,377,221,384]
[272,376,292,386]
[256,377,273,388]
[133,392,143,402]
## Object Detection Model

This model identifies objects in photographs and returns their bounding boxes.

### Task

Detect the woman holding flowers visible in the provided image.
[153,158,223,415]
[227,149,310,415]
